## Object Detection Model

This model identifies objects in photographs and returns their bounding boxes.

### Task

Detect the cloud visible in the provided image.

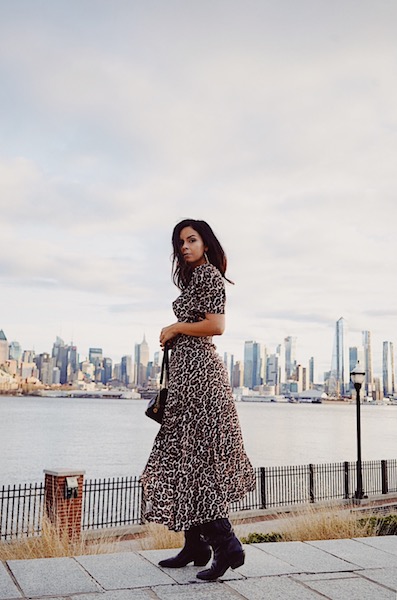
[1,0,397,377]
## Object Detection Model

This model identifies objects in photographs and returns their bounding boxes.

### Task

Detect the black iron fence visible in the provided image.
[0,482,45,540]
[1,459,397,541]
[83,476,142,530]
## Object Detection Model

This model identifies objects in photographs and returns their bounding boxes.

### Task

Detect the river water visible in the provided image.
[1,396,396,485]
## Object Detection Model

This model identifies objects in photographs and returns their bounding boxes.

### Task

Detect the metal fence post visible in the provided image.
[381,460,389,495]
[344,462,350,499]
[260,467,267,509]
[140,485,147,525]
[309,464,315,503]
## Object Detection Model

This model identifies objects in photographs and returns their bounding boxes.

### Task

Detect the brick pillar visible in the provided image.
[44,469,85,540]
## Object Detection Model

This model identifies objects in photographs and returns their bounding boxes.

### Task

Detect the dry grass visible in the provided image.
[278,503,379,542]
[0,518,118,561]
[241,502,384,545]
[138,504,382,551]
[138,523,184,551]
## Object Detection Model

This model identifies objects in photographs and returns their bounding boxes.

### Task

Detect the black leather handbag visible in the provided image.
[145,344,169,424]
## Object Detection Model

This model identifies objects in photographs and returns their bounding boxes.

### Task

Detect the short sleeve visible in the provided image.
[193,264,226,314]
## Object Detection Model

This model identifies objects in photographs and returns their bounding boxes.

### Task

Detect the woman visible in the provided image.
[141,219,255,581]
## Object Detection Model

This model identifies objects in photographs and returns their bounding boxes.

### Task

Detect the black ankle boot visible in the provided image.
[196,518,244,580]
[158,525,211,568]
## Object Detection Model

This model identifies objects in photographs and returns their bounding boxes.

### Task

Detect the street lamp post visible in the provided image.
[350,362,366,500]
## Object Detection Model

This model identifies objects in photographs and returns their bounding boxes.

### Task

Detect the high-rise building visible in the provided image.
[362,331,373,395]
[232,361,243,388]
[67,346,79,383]
[266,352,281,392]
[0,330,8,366]
[89,348,103,366]
[9,341,22,363]
[22,350,35,363]
[34,353,53,386]
[134,335,150,386]
[51,338,79,384]
[295,364,308,392]
[382,341,395,397]
[309,357,314,388]
[243,341,262,389]
[329,317,349,396]
[102,358,113,384]
[349,346,365,392]
[284,336,297,380]
[349,347,359,372]
[121,355,133,386]
[223,352,234,386]
[80,360,94,382]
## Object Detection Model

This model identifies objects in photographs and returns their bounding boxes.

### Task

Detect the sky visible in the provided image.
[1,0,397,382]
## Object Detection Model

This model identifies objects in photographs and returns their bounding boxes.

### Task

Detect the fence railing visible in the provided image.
[1,459,396,541]
[0,482,45,540]
[83,476,142,530]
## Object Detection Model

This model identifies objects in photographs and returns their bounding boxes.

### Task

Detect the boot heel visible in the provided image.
[230,550,245,569]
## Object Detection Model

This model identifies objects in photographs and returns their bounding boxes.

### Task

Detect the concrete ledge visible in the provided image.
[43,469,86,476]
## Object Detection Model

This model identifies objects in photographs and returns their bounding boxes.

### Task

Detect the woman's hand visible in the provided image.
[159,323,180,348]
[159,314,225,347]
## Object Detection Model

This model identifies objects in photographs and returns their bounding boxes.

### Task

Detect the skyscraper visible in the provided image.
[121,355,132,385]
[223,352,234,386]
[309,356,314,388]
[243,341,261,389]
[0,330,8,366]
[382,341,395,397]
[89,347,103,366]
[266,352,281,392]
[9,341,22,363]
[362,331,373,395]
[102,357,113,384]
[284,336,297,380]
[134,335,150,386]
[329,317,349,396]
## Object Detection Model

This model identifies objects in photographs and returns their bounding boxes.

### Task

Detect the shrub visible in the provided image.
[241,532,282,544]
[358,514,397,536]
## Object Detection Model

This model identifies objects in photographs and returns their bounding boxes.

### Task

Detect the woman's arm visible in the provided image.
[160,314,225,347]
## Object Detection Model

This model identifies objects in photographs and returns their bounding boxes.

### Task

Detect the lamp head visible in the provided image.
[350,361,366,386]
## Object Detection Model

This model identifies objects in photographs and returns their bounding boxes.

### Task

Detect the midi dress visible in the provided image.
[141,263,255,531]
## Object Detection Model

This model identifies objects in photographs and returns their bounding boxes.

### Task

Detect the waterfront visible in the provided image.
[1,396,396,485]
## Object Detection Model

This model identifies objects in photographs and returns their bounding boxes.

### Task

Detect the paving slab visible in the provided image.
[0,562,22,599]
[75,590,157,600]
[253,540,359,573]
[353,535,397,556]
[292,572,361,582]
[308,538,397,568]
[304,573,395,599]
[153,582,240,599]
[7,557,101,597]
[76,552,175,590]
[139,549,244,583]
[235,544,302,578]
[357,567,397,592]
[227,575,326,599]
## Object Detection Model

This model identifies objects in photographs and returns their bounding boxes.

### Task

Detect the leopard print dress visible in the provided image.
[141,263,255,531]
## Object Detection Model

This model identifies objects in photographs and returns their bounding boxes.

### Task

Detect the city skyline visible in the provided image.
[1,320,395,386]
[1,1,397,380]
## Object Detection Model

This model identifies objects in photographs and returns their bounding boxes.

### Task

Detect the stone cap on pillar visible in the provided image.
[44,469,86,476]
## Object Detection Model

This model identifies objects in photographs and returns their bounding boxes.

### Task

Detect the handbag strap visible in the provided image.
[160,343,170,387]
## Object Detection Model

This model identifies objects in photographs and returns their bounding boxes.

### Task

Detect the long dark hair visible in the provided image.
[171,219,232,289]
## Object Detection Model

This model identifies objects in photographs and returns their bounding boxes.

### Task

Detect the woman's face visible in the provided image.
[179,226,207,268]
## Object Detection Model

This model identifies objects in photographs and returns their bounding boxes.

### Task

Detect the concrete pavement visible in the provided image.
[1,536,397,599]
